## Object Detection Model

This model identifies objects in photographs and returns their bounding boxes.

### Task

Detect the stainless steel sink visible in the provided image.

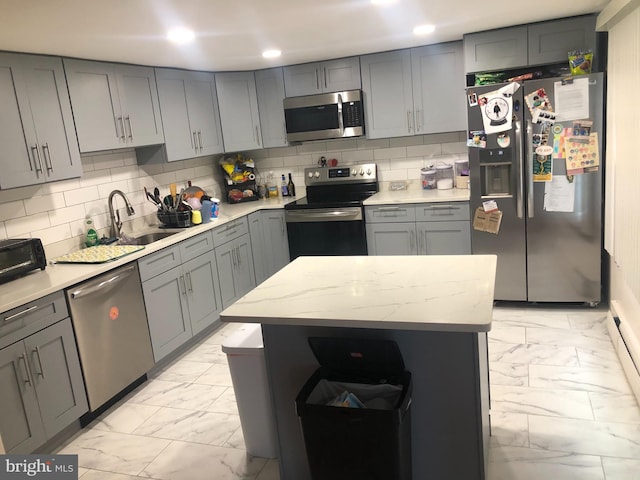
[130,231,178,245]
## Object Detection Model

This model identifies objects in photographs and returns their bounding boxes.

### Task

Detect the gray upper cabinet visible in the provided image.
[360,50,414,139]
[154,68,224,161]
[464,26,528,73]
[464,15,598,73]
[215,72,262,152]
[283,57,361,97]
[527,15,596,66]
[64,59,164,152]
[0,53,82,189]
[255,68,288,148]
[411,42,466,134]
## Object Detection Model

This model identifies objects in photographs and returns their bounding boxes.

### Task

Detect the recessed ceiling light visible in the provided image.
[167,27,195,44]
[371,0,398,5]
[262,49,282,59]
[413,24,436,35]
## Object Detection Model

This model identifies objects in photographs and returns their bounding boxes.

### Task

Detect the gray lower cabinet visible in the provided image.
[139,232,222,362]
[249,210,290,285]
[64,58,164,152]
[464,14,597,73]
[366,203,471,255]
[213,218,256,308]
[0,52,82,189]
[0,317,87,454]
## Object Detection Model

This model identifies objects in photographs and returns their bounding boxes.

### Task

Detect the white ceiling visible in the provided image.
[0,0,608,72]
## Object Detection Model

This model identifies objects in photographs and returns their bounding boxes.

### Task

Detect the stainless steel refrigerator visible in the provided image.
[466,73,604,303]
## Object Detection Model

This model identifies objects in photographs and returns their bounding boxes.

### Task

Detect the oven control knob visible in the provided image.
[307,172,314,179]
[359,168,365,176]
[366,168,372,176]
[351,169,357,176]
[314,171,320,178]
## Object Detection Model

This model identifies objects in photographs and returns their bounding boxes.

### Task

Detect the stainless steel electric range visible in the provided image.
[284,163,378,260]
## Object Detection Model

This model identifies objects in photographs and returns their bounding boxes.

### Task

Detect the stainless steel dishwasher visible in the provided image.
[66,262,154,411]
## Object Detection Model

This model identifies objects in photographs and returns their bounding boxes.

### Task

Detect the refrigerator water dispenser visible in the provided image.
[479,149,512,197]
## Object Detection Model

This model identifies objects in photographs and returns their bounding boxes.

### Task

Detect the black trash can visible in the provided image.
[296,337,412,480]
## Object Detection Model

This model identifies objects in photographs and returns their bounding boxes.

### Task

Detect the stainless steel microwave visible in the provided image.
[0,238,46,284]
[283,89,365,143]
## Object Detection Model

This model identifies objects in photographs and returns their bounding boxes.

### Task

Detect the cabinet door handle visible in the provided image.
[280,217,285,236]
[410,230,416,252]
[323,67,328,89]
[255,126,260,146]
[376,207,402,212]
[42,143,53,173]
[192,131,197,151]
[4,305,38,323]
[186,271,193,293]
[237,246,241,268]
[197,131,203,151]
[33,346,45,378]
[31,146,43,174]
[419,231,425,253]
[415,109,422,133]
[407,111,412,133]
[231,248,236,268]
[315,68,319,90]
[125,115,134,140]
[179,275,187,297]
[117,116,126,141]
[19,353,33,386]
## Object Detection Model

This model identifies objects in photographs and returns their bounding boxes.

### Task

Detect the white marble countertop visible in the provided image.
[221,255,496,332]
[364,186,470,206]
[0,197,294,314]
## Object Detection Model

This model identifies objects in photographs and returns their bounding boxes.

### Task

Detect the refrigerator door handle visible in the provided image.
[525,120,534,218]
[515,120,524,219]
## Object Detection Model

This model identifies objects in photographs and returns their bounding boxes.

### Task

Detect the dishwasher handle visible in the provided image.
[69,264,137,299]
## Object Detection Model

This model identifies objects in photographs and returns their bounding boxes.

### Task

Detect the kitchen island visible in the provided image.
[221,255,496,480]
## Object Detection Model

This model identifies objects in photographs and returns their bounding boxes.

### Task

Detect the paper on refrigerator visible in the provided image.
[554,78,589,121]
[543,176,576,212]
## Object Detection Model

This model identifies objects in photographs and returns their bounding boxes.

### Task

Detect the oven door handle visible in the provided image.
[285,208,363,222]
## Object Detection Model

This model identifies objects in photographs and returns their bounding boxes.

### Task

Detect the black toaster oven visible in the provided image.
[0,238,46,284]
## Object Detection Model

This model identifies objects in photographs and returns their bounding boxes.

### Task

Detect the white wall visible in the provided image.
[0,132,467,261]
[599,0,640,344]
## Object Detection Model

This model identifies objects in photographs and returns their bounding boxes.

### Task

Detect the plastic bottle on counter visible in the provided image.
[267,171,278,198]
[281,174,289,197]
[85,217,98,247]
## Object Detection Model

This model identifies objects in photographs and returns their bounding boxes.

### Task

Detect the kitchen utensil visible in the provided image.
[163,195,174,210]
[184,185,205,199]
[145,187,161,207]
[170,183,177,207]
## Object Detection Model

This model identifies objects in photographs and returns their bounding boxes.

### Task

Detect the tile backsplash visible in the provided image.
[0,131,467,260]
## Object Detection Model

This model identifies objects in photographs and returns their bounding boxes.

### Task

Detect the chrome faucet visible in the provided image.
[108,190,135,239]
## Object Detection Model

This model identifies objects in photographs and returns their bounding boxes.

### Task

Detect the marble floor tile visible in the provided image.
[139,440,267,480]
[79,470,148,480]
[567,311,608,332]
[589,392,640,424]
[180,342,229,364]
[150,359,213,383]
[490,385,593,420]
[576,346,626,370]
[128,379,226,410]
[224,426,246,450]
[57,430,171,476]
[256,460,280,480]
[487,445,604,480]
[529,364,633,394]
[492,307,571,329]
[132,406,241,446]
[526,326,615,352]
[529,414,640,458]
[91,403,161,434]
[489,342,579,367]
[488,325,526,344]
[207,387,240,415]
[194,362,234,387]
[77,467,88,478]
[601,457,640,480]
[489,411,529,447]
[490,362,529,386]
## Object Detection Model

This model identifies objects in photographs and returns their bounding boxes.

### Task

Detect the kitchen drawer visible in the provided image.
[415,203,470,222]
[212,217,249,246]
[0,291,68,350]
[365,205,416,223]
[138,244,182,282]
[179,231,214,263]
